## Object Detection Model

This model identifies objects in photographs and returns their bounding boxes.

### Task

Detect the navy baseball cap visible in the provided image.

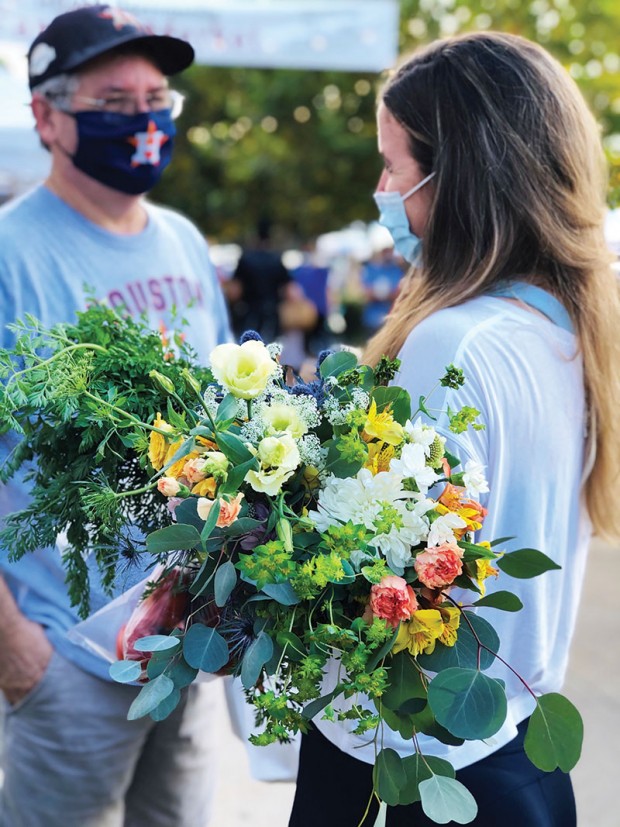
[28,4,194,90]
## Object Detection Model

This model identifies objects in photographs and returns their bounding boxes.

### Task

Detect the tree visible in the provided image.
[152,0,620,239]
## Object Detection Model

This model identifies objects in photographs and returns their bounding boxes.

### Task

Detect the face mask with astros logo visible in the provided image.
[67,109,176,194]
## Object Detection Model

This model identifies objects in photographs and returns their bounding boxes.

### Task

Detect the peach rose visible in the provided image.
[414,543,464,589]
[157,477,181,497]
[368,575,418,628]
[197,493,244,527]
[183,456,208,485]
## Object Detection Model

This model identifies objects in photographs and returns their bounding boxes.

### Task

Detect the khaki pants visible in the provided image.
[0,650,216,827]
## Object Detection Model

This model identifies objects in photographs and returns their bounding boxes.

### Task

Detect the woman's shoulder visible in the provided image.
[401,296,510,357]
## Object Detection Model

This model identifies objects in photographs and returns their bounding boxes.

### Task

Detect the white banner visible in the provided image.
[0,0,399,72]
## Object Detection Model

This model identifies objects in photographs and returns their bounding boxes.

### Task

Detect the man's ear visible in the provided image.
[31,95,58,148]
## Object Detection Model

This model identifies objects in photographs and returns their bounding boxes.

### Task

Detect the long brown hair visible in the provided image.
[365,32,620,541]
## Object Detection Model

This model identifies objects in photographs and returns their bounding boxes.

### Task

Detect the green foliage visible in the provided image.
[524,693,584,772]
[419,775,478,825]
[182,623,230,672]
[428,668,508,740]
[149,0,620,239]
[497,547,562,578]
[0,303,213,617]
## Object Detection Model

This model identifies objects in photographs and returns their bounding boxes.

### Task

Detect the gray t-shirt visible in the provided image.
[0,185,230,679]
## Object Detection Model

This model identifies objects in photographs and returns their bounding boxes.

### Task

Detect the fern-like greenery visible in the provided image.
[0,302,214,617]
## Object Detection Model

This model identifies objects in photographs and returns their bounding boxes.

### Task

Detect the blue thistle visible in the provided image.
[239,330,263,344]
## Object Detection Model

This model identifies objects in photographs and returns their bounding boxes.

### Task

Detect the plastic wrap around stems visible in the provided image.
[67,564,205,679]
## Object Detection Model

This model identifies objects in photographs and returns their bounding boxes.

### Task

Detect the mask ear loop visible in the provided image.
[402,171,436,201]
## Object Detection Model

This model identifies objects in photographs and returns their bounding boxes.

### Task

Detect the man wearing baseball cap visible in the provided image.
[0,6,230,826]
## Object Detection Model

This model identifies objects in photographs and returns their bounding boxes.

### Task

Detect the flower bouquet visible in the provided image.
[0,305,583,826]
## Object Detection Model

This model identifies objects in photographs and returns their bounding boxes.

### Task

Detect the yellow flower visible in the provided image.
[392,609,444,657]
[362,400,405,447]
[209,340,278,400]
[475,552,499,597]
[364,442,396,475]
[148,412,174,471]
[164,442,201,479]
[192,477,217,498]
[438,606,461,647]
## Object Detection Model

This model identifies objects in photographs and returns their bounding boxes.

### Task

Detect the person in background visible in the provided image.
[359,245,406,336]
[0,6,230,826]
[229,216,292,342]
[289,31,620,826]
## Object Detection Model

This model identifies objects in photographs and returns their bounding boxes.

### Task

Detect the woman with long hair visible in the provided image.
[289,31,620,827]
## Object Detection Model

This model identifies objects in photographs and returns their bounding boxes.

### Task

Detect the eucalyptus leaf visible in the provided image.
[427,668,507,740]
[497,548,561,579]
[173,496,204,532]
[240,630,274,689]
[419,775,478,824]
[262,581,301,605]
[146,653,173,680]
[133,634,181,653]
[127,674,175,720]
[399,754,455,805]
[182,623,229,672]
[167,657,199,689]
[146,523,202,555]
[379,705,416,740]
[214,560,237,607]
[524,693,583,772]
[372,801,388,827]
[410,705,465,747]
[473,591,523,612]
[417,612,499,672]
[373,748,406,807]
[109,659,142,684]
[150,687,182,721]
[382,651,425,712]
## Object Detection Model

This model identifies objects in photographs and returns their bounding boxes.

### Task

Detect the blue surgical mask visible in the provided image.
[68,109,176,194]
[373,171,436,263]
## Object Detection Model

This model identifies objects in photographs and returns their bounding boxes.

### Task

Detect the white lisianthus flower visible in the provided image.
[262,402,308,439]
[462,460,490,498]
[389,443,439,494]
[209,340,278,400]
[245,434,301,496]
[427,511,467,547]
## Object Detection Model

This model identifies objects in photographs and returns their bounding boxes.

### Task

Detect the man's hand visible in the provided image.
[0,617,53,705]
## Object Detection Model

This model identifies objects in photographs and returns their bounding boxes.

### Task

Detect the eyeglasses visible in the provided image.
[48,88,185,119]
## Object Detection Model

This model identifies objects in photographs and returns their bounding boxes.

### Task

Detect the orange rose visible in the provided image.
[414,543,464,589]
[368,575,418,628]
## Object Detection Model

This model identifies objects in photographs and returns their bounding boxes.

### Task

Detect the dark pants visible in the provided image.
[289,720,576,827]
